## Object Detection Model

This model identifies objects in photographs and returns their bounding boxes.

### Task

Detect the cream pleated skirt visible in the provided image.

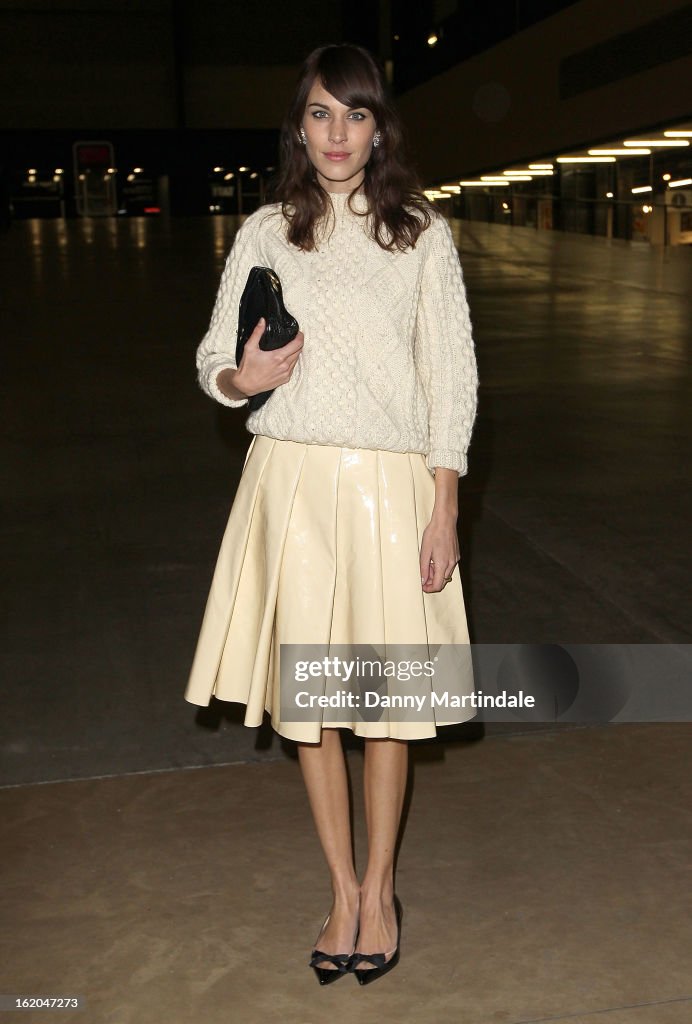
[184,434,475,742]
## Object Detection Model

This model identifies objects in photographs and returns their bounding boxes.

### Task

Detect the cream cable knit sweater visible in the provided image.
[196,190,479,476]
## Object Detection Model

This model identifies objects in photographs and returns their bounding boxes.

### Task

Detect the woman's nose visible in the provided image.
[329,121,347,143]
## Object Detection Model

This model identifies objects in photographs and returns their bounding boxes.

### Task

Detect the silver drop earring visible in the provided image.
[299,127,307,145]
[373,130,381,148]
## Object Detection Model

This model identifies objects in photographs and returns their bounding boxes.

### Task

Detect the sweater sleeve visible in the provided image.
[414,214,479,477]
[195,212,264,408]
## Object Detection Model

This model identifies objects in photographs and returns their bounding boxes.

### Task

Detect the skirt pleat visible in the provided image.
[184,434,475,741]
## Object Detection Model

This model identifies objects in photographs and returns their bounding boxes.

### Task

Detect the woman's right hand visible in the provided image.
[234,317,304,397]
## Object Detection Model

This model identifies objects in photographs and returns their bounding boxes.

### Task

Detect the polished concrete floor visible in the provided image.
[2,724,692,1023]
[1,214,691,1022]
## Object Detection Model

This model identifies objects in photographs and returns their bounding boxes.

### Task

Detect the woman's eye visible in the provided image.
[309,110,367,120]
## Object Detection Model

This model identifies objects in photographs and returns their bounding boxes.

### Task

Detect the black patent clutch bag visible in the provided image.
[235,266,299,412]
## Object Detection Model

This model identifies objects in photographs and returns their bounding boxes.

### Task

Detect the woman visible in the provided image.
[184,43,479,985]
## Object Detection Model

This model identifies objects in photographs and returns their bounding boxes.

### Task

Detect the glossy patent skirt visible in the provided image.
[184,434,475,741]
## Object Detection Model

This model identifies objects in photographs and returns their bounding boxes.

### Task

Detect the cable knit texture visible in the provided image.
[196,191,479,476]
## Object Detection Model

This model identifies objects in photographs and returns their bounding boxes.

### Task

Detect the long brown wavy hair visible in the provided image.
[268,43,435,253]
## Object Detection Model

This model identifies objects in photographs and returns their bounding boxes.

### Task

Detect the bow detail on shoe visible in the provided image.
[349,950,390,969]
[309,949,353,972]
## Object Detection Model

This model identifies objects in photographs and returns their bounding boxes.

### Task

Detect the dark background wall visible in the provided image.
[0,0,180,130]
[0,0,353,130]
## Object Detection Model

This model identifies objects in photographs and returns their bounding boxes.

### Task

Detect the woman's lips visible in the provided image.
[324,152,350,161]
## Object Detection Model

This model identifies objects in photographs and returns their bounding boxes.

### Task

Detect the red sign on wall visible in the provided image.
[74,143,113,169]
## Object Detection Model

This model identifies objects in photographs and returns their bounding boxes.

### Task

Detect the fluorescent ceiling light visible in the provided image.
[623,139,689,147]
[556,156,616,162]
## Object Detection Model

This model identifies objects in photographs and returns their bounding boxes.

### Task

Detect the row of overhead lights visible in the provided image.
[24,166,144,182]
[79,168,143,182]
[211,166,275,180]
[425,131,692,200]
[24,164,277,186]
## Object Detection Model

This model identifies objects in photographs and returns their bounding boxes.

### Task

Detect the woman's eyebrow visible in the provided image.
[307,101,366,111]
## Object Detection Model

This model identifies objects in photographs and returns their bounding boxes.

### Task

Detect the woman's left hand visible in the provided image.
[420,511,460,592]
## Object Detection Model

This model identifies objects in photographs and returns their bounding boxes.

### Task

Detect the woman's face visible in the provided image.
[300,78,377,194]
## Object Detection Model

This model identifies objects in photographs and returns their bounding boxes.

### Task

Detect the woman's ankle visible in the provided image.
[359,877,395,905]
[331,878,361,904]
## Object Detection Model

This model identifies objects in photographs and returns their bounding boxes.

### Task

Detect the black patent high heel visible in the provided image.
[351,894,402,986]
[309,910,360,986]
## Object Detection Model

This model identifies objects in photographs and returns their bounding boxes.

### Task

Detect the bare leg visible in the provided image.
[353,737,408,970]
[297,728,361,970]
